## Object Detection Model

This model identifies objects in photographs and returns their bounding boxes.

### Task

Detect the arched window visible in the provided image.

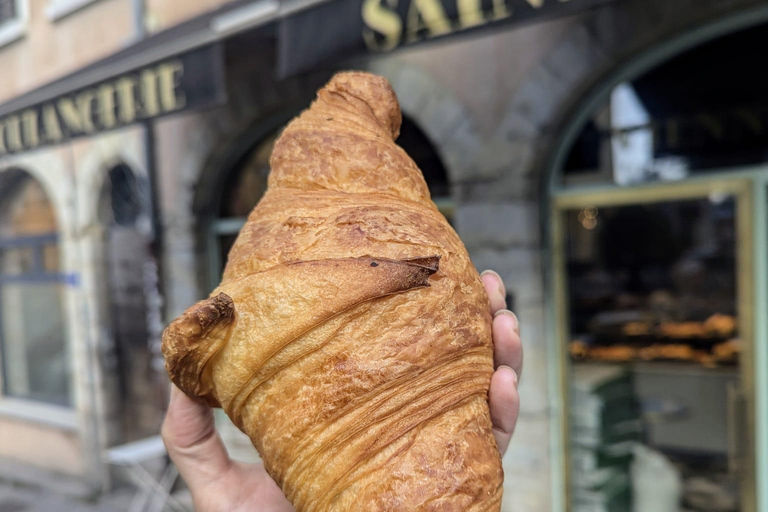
[207,115,453,284]
[551,21,768,512]
[0,170,70,406]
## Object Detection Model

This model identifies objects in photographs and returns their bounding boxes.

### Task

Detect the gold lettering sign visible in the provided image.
[41,105,63,143]
[141,69,160,117]
[492,0,512,20]
[405,0,451,43]
[21,110,39,148]
[457,0,484,28]
[0,122,7,155]
[97,84,117,129]
[0,57,196,154]
[58,98,83,134]
[5,116,23,152]
[362,0,403,51]
[361,0,573,51]
[157,61,186,112]
[76,91,97,134]
[115,77,138,124]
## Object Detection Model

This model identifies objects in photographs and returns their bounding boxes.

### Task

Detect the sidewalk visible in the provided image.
[0,481,132,512]
[0,459,193,512]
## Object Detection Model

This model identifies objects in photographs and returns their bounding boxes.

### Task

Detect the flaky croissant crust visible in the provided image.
[162,71,503,511]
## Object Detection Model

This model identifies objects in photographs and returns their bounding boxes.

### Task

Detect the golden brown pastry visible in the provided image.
[622,321,652,336]
[588,345,637,362]
[639,343,696,361]
[704,314,737,338]
[713,338,741,362]
[658,322,707,339]
[162,71,503,511]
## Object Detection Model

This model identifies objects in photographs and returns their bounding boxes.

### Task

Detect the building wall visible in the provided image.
[0,0,136,104]
[1,0,766,506]
[145,0,231,33]
[0,124,148,485]
[0,416,82,474]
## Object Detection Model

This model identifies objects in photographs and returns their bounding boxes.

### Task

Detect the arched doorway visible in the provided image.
[0,169,70,406]
[549,19,768,512]
[98,163,165,442]
[205,114,453,288]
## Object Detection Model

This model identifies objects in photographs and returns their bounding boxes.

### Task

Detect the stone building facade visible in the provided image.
[1,0,767,510]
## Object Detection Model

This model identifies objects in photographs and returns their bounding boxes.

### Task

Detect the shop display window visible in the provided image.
[561,193,745,512]
[566,197,738,367]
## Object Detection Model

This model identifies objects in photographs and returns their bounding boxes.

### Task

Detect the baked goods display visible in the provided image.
[570,336,740,366]
[162,72,503,511]
[571,310,739,367]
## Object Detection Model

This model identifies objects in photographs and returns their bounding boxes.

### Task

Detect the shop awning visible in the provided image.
[0,0,617,157]
[277,0,618,77]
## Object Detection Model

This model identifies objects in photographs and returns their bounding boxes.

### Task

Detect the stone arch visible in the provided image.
[0,153,73,239]
[365,59,484,183]
[0,155,104,481]
[75,128,149,233]
[495,0,768,195]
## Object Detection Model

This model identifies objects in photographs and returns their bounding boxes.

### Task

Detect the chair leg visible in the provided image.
[149,464,182,512]
[130,462,188,512]
[126,466,153,512]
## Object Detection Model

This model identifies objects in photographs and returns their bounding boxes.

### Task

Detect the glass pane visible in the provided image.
[566,197,737,352]
[563,21,768,185]
[0,0,18,23]
[1,178,58,236]
[0,282,70,406]
[564,196,741,511]
[220,134,276,218]
[42,243,59,273]
[0,247,37,275]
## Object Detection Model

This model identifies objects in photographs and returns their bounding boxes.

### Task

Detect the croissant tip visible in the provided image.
[401,255,440,274]
[161,293,235,405]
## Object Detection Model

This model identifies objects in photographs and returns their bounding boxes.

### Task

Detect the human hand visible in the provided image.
[161,270,521,511]
[480,269,522,456]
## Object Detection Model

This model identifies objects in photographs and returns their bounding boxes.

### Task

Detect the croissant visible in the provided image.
[162,71,503,511]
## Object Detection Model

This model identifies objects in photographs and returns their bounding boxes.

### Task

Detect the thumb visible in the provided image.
[161,385,233,489]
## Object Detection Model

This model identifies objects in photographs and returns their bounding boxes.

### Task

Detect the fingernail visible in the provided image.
[494,309,520,334]
[498,365,518,387]
[481,269,506,298]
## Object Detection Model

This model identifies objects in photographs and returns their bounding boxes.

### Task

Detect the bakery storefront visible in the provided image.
[3,0,768,511]
[547,15,768,512]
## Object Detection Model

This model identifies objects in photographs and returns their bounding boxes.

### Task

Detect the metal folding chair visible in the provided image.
[104,435,189,512]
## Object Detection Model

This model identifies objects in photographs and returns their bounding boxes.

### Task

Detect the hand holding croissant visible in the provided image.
[162,270,521,512]
[161,72,521,511]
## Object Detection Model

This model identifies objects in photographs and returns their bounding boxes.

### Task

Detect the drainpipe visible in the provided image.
[132,0,145,39]
[133,0,168,409]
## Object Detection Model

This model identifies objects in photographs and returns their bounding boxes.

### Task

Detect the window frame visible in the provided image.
[45,0,102,22]
[549,175,758,512]
[0,232,73,407]
[0,0,28,49]
[0,171,74,415]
